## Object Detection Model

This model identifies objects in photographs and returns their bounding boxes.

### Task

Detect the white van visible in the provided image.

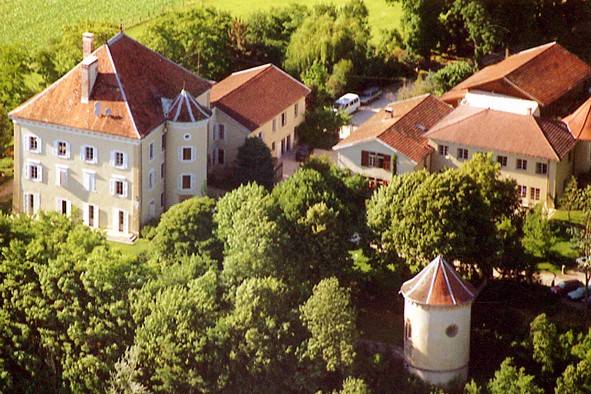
[334,93,361,115]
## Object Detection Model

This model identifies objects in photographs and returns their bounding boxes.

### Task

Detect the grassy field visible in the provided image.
[108,238,152,258]
[0,0,401,48]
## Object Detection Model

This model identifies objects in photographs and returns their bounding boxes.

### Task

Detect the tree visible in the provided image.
[529,313,558,375]
[295,106,349,149]
[107,347,150,394]
[234,137,276,190]
[487,358,543,394]
[430,60,475,95]
[522,205,555,260]
[555,354,591,394]
[300,278,357,376]
[560,176,581,222]
[338,376,371,394]
[140,7,234,80]
[152,196,219,261]
[326,59,354,98]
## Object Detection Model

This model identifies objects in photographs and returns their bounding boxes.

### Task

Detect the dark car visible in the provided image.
[295,144,312,162]
[551,279,583,296]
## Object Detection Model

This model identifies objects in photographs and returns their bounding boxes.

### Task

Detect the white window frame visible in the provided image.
[81,145,98,164]
[516,158,528,171]
[25,160,42,183]
[178,173,195,193]
[438,145,448,156]
[25,134,42,154]
[83,170,96,192]
[535,162,548,175]
[148,168,155,191]
[23,193,40,215]
[56,197,72,216]
[53,140,70,159]
[178,146,195,163]
[83,203,99,228]
[55,165,68,187]
[110,176,129,198]
[110,150,128,169]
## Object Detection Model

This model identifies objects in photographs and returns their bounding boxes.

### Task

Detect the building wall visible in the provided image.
[403,299,471,385]
[14,119,139,235]
[574,141,591,175]
[165,119,209,207]
[209,107,249,172]
[335,139,419,182]
[140,124,165,225]
[428,139,574,208]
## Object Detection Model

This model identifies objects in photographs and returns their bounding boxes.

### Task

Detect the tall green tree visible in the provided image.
[522,205,555,260]
[487,358,543,394]
[529,313,558,375]
[234,137,276,190]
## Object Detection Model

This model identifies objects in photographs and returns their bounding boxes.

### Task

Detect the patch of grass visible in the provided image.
[0,0,401,48]
[551,209,587,226]
[536,261,561,275]
[108,238,152,258]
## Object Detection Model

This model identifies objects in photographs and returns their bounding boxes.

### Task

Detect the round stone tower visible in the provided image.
[399,255,476,386]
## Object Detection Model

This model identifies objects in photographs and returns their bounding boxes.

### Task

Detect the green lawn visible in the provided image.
[551,209,587,225]
[1,0,401,48]
[108,238,152,258]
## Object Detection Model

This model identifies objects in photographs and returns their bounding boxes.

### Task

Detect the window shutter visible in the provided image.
[123,181,129,198]
[94,205,99,227]
[65,142,71,159]
[53,140,58,156]
[83,203,89,226]
[383,155,391,171]
[110,151,115,167]
[37,138,42,154]
[94,148,98,164]
[109,179,115,195]
[55,198,61,212]
[80,146,85,160]
[123,211,129,233]
[24,165,29,180]
[33,194,40,213]
[361,151,369,166]
[123,153,128,169]
[38,166,43,182]
[66,200,72,216]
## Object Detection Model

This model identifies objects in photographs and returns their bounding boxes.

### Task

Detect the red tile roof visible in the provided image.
[10,33,211,139]
[333,94,453,162]
[166,90,210,123]
[442,42,591,107]
[564,96,591,141]
[426,105,576,161]
[211,64,310,131]
[400,256,476,306]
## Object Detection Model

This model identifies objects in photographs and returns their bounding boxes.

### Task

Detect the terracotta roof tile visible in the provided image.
[442,42,591,107]
[400,256,476,306]
[564,96,591,140]
[166,90,210,122]
[334,95,453,162]
[426,105,576,160]
[10,33,212,139]
[211,64,310,131]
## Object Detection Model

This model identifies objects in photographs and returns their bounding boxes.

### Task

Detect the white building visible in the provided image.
[400,256,477,386]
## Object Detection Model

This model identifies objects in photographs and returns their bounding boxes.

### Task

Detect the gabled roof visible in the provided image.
[442,42,591,107]
[166,89,210,123]
[425,105,576,161]
[400,256,476,306]
[10,33,212,139]
[333,94,453,162]
[211,64,311,131]
[564,96,591,141]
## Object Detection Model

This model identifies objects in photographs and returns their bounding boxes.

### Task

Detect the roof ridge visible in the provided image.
[425,106,487,137]
[106,43,140,139]
[376,95,431,140]
[565,98,591,139]
[533,117,564,160]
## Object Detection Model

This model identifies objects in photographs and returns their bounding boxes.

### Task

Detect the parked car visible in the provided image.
[567,284,591,301]
[360,86,382,105]
[551,279,583,296]
[295,144,312,162]
[334,93,361,115]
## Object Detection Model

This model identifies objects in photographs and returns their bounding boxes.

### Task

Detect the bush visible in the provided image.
[296,106,349,149]
[430,60,475,95]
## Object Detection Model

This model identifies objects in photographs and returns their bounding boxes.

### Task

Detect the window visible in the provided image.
[184,133,191,141]
[217,124,225,140]
[272,118,277,132]
[516,158,527,170]
[181,174,192,190]
[56,198,71,216]
[24,193,39,214]
[536,162,548,175]
[26,161,42,182]
[497,155,507,167]
[114,209,128,233]
[446,324,458,338]
[281,112,287,127]
[405,319,412,340]
[55,166,68,187]
[294,103,299,117]
[180,147,193,162]
[111,151,127,169]
[361,151,392,171]
[438,145,448,156]
[286,135,292,151]
[258,132,263,140]
[530,187,541,201]
[27,135,41,153]
[160,192,165,208]
[84,204,98,228]
[83,170,96,192]
[110,177,128,198]
[161,133,166,151]
[518,185,527,198]
[281,138,286,155]
[81,145,97,163]
[148,169,155,190]
[457,148,468,160]
[149,142,154,161]
[271,141,276,152]
[55,140,70,158]
[217,149,225,165]
[161,162,165,179]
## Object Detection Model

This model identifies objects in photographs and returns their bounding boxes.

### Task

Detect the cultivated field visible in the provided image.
[0,0,401,48]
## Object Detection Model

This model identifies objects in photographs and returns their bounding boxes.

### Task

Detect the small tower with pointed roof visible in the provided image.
[400,255,476,386]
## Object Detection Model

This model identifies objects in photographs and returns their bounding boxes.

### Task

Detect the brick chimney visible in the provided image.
[83,32,94,59]
[81,55,98,104]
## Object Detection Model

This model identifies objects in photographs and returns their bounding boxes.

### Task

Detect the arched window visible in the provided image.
[405,319,412,339]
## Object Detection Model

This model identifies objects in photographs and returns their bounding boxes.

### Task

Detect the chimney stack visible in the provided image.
[384,106,394,119]
[83,32,94,59]
[81,55,98,104]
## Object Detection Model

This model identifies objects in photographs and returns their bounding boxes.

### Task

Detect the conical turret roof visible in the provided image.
[400,256,476,306]
[166,89,210,123]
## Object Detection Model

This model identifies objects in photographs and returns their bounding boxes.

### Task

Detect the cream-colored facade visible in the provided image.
[429,139,574,208]
[209,97,306,172]
[335,139,426,183]
[574,141,591,174]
